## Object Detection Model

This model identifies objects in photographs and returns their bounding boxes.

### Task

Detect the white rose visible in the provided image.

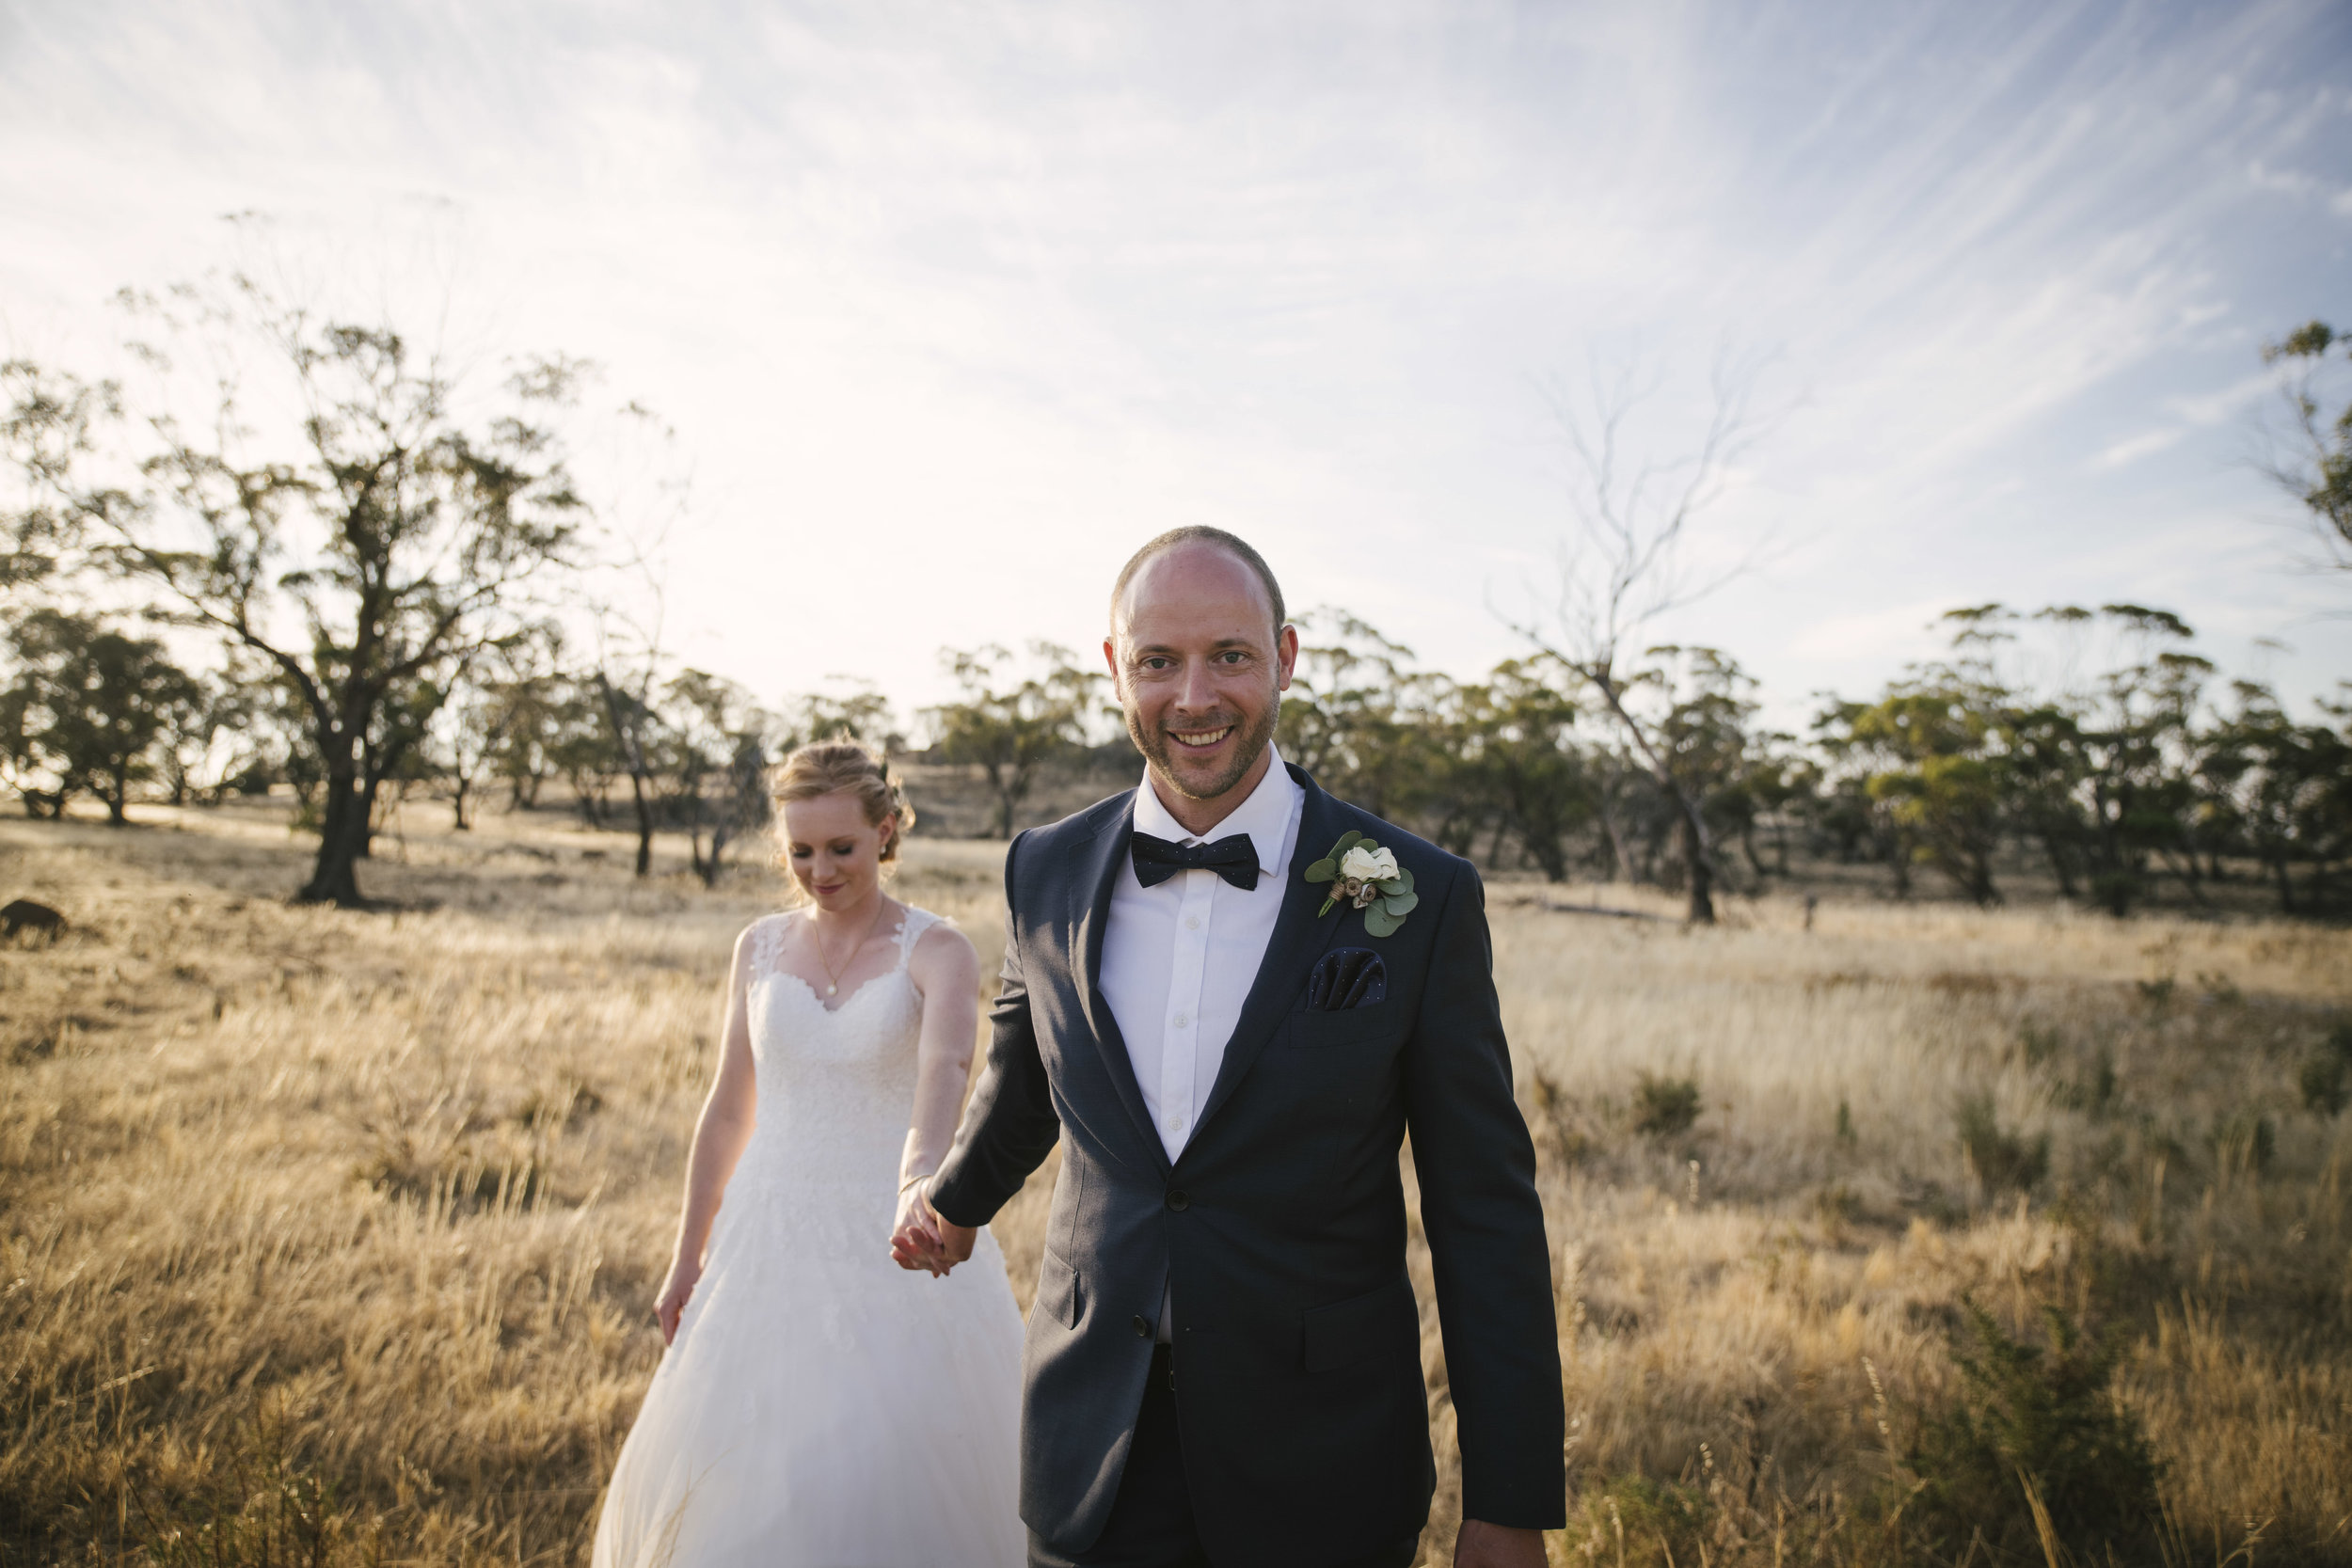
[1340,844,1399,884]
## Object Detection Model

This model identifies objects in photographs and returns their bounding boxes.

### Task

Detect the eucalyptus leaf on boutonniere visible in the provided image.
[1303,829,1420,937]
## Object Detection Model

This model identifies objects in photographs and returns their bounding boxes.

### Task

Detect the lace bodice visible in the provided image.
[725,905,944,1223]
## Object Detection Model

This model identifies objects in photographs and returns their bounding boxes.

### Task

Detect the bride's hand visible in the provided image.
[892,1180,950,1276]
[655,1255,702,1345]
[891,1180,976,1277]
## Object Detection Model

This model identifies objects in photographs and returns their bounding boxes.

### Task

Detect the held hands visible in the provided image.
[1454,1521,1547,1568]
[889,1179,977,1277]
[654,1253,702,1346]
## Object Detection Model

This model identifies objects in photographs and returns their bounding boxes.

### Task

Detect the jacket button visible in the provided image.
[1166,1189,1190,1212]
[1133,1315,1152,1338]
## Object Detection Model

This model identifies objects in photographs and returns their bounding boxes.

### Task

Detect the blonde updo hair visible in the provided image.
[769,740,914,865]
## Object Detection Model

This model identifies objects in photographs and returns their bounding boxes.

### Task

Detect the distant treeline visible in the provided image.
[1272,606,2347,919]
[5,264,2347,915]
[5,600,2345,919]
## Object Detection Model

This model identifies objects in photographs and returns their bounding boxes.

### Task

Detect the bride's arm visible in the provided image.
[896,922,983,1269]
[654,923,760,1344]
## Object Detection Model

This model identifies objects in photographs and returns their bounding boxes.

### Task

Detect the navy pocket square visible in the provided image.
[1307,948,1387,1011]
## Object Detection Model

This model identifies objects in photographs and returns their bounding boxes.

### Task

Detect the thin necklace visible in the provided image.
[813,896,885,997]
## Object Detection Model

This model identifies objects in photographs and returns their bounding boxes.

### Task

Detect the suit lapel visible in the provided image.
[1190,766,1346,1146]
[1070,794,1170,1175]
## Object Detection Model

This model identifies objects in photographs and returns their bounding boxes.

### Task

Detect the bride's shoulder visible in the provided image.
[899,906,977,979]
[730,910,798,965]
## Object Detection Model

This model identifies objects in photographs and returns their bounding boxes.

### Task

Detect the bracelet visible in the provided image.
[898,1172,934,1195]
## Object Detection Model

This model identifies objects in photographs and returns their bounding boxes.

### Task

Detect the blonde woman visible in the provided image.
[593,741,1025,1568]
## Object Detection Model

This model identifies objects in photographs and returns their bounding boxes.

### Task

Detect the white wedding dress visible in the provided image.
[593,906,1028,1568]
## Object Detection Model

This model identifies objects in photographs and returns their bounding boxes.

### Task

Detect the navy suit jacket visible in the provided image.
[930,765,1564,1564]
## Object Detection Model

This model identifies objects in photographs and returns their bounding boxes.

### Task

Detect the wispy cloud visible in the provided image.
[2,0,2347,713]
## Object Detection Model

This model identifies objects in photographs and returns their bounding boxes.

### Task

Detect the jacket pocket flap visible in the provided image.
[1034,1248,1082,1328]
[1301,1275,1418,1373]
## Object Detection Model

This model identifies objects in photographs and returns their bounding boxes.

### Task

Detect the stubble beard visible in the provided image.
[1128,690,1280,804]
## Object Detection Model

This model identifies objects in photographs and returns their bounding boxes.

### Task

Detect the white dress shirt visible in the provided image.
[1100,748,1305,1165]
[1099,747,1304,1340]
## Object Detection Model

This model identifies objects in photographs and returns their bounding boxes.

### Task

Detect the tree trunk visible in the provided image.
[1678,806,1715,924]
[105,764,130,825]
[627,768,655,877]
[452,774,472,831]
[1965,849,2000,909]
[702,817,731,890]
[985,762,1015,840]
[688,790,711,882]
[2039,829,2080,899]
[1885,829,1912,898]
[1587,669,1717,924]
[356,773,382,858]
[298,771,369,906]
[1597,798,1633,884]
[2269,853,2297,915]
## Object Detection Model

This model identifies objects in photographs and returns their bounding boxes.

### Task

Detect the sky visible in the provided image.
[3,0,2349,729]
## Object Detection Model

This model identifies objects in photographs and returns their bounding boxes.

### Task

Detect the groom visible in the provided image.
[894,528,1563,1568]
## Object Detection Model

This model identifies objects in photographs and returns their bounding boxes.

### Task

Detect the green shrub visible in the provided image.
[1632,1073,1702,1137]
[1956,1094,2048,1196]
[1902,1301,2161,1565]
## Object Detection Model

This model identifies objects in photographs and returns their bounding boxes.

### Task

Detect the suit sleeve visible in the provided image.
[1405,862,1565,1529]
[929,832,1063,1228]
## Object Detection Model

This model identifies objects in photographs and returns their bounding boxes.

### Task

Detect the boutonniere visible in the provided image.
[1304,831,1419,937]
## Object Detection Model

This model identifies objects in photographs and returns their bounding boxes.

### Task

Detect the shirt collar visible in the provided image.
[1133,745,1300,879]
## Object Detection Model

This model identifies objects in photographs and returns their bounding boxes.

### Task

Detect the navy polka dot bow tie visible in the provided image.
[1130,831,1263,891]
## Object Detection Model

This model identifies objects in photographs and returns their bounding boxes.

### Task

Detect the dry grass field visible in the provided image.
[2,802,2347,1566]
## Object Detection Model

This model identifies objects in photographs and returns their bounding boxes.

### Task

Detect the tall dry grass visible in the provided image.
[0,809,2345,1565]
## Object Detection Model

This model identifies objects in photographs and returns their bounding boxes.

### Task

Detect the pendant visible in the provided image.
[827,983,838,995]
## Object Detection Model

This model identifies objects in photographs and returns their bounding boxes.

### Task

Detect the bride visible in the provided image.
[593,741,1026,1568]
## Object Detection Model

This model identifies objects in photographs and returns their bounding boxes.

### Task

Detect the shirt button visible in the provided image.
[1167,1114,1185,1132]
[1184,915,1201,930]
[1171,1013,1189,1028]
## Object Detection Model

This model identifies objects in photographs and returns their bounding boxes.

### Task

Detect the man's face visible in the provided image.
[1105,544,1298,805]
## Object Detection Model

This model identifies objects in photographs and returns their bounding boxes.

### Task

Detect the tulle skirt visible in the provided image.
[592,1179,1027,1568]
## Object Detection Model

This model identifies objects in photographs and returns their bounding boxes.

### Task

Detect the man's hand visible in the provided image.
[889,1180,977,1276]
[1455,1520,1546,1568]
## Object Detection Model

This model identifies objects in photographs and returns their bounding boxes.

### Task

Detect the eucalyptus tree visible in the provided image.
[2260,320,2352,579]
[1443,657,1594,881]
[1817,681,2008,907]
[5,277,590,904]
[924,642,1101,839]
[2201,681,2352,913]
[0,609,199,823]
[776,681,898,755]
[667,667,775,887]
[1506,350,1779,922]
[1814,610,2018,907]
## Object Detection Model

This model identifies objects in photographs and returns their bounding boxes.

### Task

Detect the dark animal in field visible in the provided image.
[1,899,67,942]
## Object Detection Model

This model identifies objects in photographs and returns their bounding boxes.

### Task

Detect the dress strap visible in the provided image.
[893,905,941,970]
[747,911,791,982]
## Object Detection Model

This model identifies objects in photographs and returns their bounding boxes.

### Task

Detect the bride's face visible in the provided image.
[782,790,893,909]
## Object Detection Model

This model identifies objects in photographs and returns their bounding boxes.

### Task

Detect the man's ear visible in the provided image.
[1273,624,1299,691]
[1101,635,1123,690]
